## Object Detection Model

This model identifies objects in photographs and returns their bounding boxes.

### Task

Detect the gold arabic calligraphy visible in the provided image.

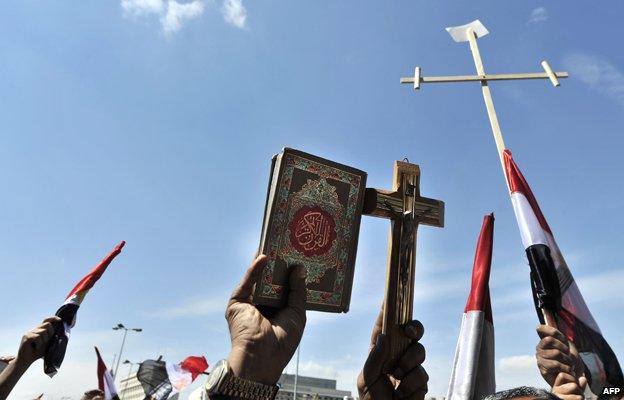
[292,210,334,254]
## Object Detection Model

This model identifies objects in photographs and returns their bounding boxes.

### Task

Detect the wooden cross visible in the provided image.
[400,20,568,188]
[400,20,568,327]
[362,161,444,366]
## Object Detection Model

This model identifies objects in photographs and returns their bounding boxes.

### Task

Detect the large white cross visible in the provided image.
[401,20,569,190]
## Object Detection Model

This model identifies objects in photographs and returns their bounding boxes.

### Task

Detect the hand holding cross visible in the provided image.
[363,161,444,368]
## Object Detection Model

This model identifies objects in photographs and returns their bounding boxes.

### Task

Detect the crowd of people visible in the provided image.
[0,254,592,400]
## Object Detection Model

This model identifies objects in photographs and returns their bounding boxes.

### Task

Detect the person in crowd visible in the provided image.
[80,389,105,400]
[535,325,587,400]
[535,325,584,387]
[480,325,586,400]
[483,386,560,400]
[224,254,307,387]
[0,316,60,400]
[210,254,430,400]
[483,382,588,400]
[0,357,14,375]
[357,308,428,400]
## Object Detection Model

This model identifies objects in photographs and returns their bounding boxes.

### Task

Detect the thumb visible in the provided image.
[363,334,390,384]
[286,264,307,315]
[228,255,267,307]
[554,372,575,387]
[578,376,587,391]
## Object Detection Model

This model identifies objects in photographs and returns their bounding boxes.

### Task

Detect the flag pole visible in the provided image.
[293,345,300,400]
[464,27,559,329]
[465,28,509,191]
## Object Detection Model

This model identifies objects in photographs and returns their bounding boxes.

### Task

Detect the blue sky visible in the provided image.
[1,1,623,399]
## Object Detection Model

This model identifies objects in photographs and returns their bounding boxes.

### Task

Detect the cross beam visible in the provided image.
[400,69,569,88]
[401,20,568,192]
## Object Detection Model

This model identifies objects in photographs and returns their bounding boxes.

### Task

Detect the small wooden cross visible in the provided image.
[362,160,444,366]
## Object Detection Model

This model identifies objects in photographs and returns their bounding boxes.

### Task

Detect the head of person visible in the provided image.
[482,386,559,400]
[81,389,105,400]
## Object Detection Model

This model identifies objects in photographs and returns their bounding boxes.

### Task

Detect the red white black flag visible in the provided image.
[44,241,125,377]
[136,356,208,400]
[95,347,119,400]
[504,149,623,394]
[446,214,496,400]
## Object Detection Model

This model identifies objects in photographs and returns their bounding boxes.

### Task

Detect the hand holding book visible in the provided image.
[226,254,307,386]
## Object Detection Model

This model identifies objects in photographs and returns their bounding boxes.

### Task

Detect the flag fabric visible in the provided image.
[504,149,623,395]
[188,385,208,400]
[137,356,208,400]
[446,214,496,400]
[44,241,125,377]
[95,347,119,400]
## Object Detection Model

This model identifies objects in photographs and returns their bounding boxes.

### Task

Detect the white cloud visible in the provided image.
[121,0,165,17]
[563,53,624,108]
[221,0,247,29]
[527,7,549,24]
[121,0,206,36]
[499,354,536,373]
[161,0,205,36]
[497,354,546,391]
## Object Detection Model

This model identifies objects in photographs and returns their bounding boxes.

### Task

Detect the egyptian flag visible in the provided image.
[44,241,126,377]
[95,347,120,400]
[446,214,496,400]
[137,356,208,400]
[504,149,623,395]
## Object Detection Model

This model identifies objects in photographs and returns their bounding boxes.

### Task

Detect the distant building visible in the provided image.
[117,371,353,400]
[118,373,145,400]
[277,374,353,400]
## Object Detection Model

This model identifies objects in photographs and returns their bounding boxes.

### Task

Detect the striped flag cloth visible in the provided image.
[95,347,119,400]
[446,214,496,400]
[504,149,623,395]
[44,241,126,377]
[137,356,208,400]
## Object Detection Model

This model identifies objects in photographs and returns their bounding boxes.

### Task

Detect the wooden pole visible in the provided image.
[466,28,560,332]
[293,345,300,400]
[465,28,510,191]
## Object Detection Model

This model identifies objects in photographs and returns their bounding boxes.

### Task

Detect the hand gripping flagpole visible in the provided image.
[400,20,568,328]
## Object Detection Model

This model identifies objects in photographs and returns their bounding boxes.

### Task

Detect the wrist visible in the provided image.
[11,355,33,374]
[0,357,30,398]
[206,359,280,400]
[226,352,280,386]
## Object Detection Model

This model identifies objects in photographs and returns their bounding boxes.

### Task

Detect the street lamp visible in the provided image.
[112,323,142,380]
[120,360,137,400]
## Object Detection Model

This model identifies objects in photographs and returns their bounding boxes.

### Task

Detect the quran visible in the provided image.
[253,148,367,313]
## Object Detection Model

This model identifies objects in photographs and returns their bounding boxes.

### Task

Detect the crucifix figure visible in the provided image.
[399,20,568,328]
[362,161,444,366]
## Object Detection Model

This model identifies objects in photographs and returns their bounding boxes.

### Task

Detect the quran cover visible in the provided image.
[253,148,367,313]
